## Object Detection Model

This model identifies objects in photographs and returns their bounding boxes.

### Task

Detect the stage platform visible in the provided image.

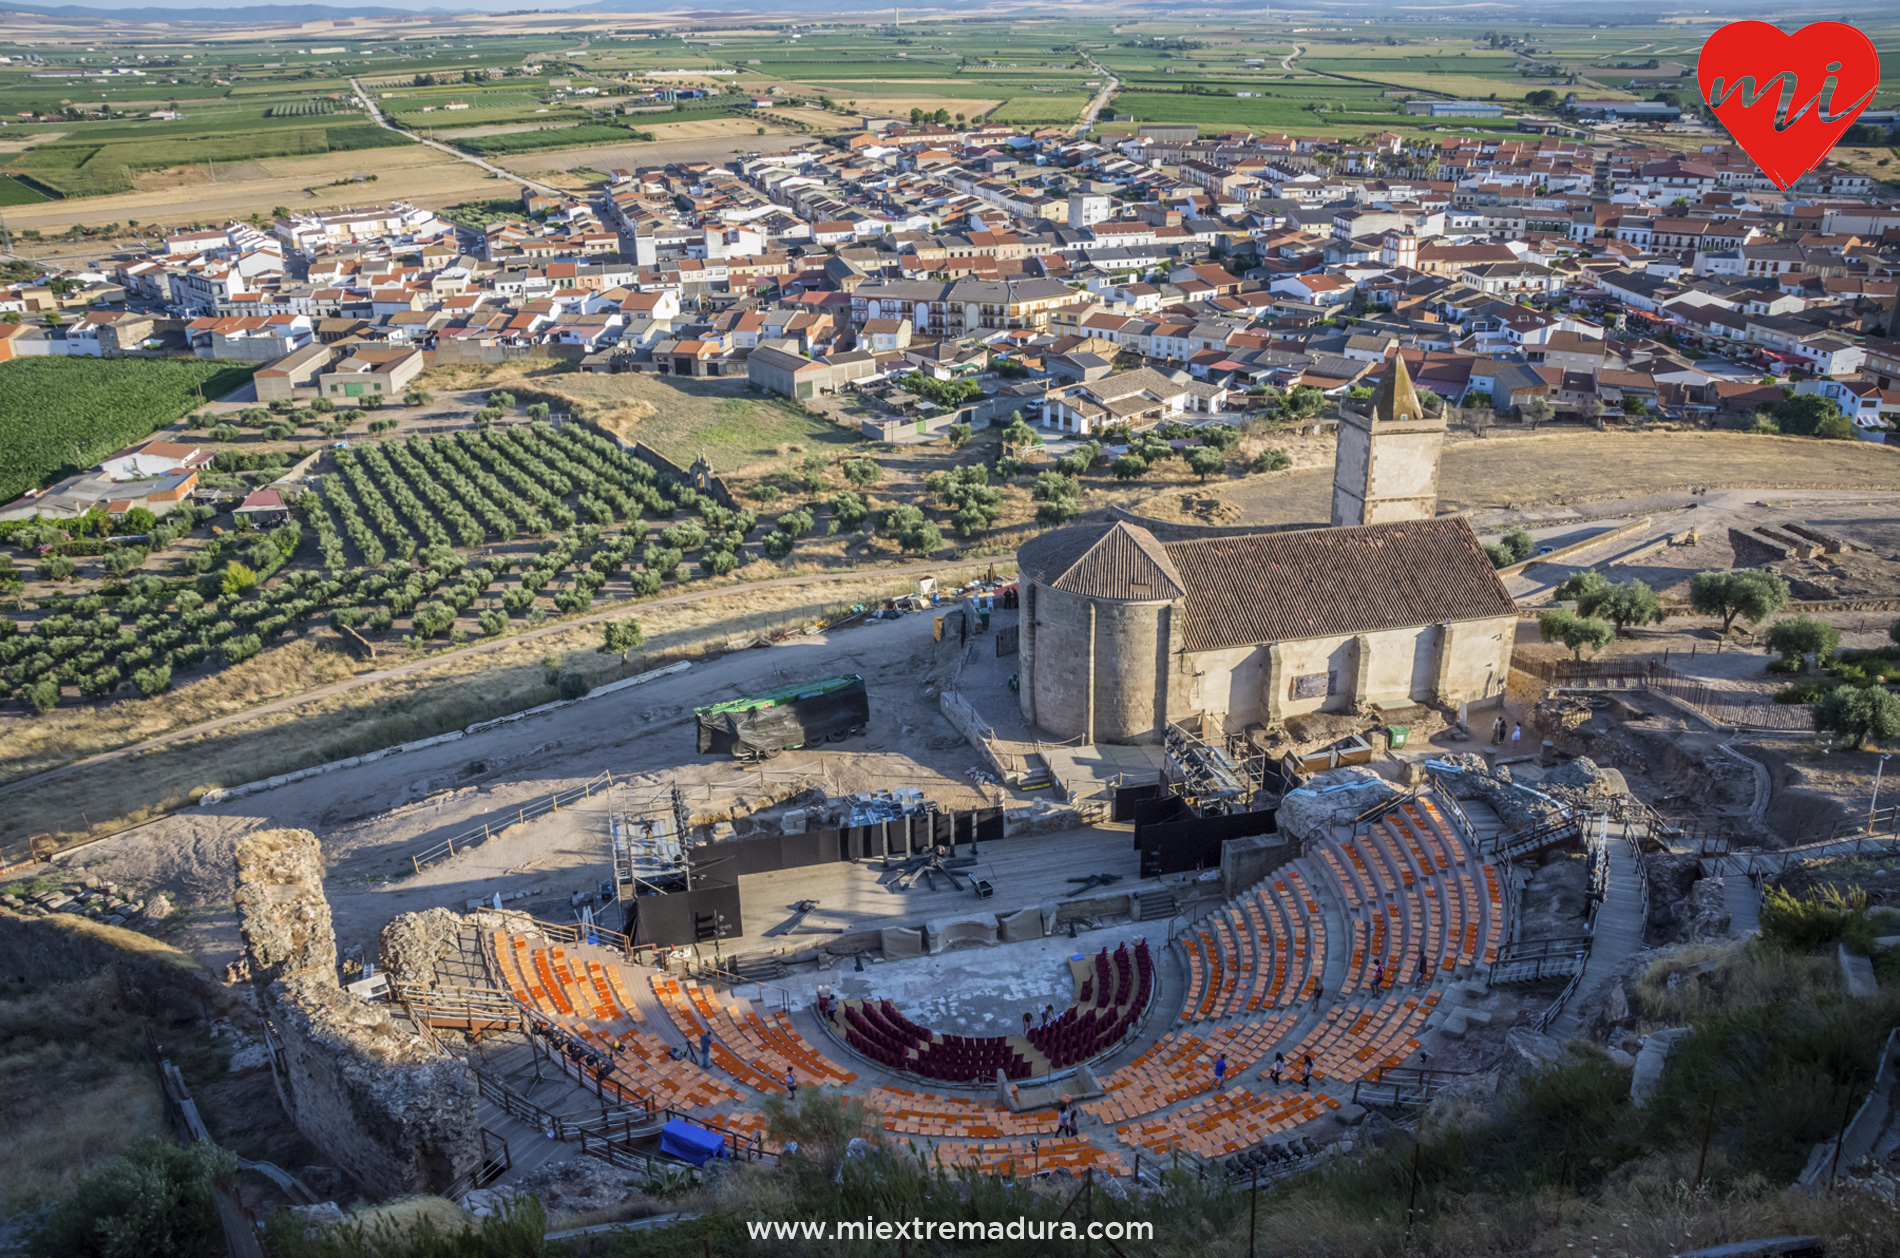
[724,823,1157,948]
[1038,744,1173,800]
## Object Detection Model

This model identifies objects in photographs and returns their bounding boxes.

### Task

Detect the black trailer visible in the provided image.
[694,674,870,759]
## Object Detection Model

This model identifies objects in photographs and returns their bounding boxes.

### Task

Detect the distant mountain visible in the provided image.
[0,3,440,20]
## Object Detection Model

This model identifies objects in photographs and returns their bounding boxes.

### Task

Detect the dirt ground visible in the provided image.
[0,147,502,231]
[32,601,1002,977]
[491,133,806,182]
[1140,430,1900,528]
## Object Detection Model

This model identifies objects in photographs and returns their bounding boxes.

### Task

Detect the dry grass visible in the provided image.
[0,561,1008,848]
[1627,939,1838,1027]
[0,147,499,231]
[0,639,359,785]
[1207,430,1900,524]
[0,973,164,1213]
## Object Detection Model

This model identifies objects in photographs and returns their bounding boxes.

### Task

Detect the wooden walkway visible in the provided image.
[1548,820,1647,1041]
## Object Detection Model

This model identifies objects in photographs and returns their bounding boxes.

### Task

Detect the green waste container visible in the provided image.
[1387,725,1410,749]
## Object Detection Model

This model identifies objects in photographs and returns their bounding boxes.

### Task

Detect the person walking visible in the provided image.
[1511,722,1523,747]
[783,1068,798,1101]
[1023,1010,1034,1036]
[699,1030,713,1070]
[1493,716,1506,744]
[1417,945,1431,988]
[1043,1004,1056,1027]
[1300,1054,1314,1091]
[1268,1052,1284,1087]
[1310,980,1324,1010]
[1372,957,1385,989]
[1213,1053,1228,1090]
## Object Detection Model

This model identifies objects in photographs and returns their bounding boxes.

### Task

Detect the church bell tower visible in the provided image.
[1329,354,1448,528]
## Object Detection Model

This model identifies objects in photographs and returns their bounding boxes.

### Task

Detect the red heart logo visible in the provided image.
[1698,21,1881,191]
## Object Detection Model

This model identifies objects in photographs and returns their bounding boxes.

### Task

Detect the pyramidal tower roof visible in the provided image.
[1370,353,1428,425]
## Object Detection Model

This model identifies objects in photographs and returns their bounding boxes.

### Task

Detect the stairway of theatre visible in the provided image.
[422,788,1509,1173]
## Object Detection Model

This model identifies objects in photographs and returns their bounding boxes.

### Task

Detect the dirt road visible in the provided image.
[0,556,967,805]
[348,77,564,197]
[57,600,1003,973]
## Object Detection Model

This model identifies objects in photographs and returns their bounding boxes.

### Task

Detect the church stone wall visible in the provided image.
[1024,581,1177,744]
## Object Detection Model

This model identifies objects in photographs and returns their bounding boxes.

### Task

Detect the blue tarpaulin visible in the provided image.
[660,1119,725,1165]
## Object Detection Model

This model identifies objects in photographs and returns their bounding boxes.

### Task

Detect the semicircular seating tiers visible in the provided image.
[829,940,1154,1083]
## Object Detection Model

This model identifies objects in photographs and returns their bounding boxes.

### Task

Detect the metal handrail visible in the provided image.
[405,771,617,875]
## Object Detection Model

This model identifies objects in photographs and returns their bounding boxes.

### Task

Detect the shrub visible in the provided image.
[35,553,76,582]
[842,458,882,487]
[1483,542,1513,568]
[761,530,796,559]
[556,671,590,700]
[476,610,508,637]
[700,549,739,577]
[660,522,706,550]
[1110,453,1148,480]
[24,676,59,712]
[1501,527,1535,563]
[778,508,815,539]
[1252,447,1292,473]
[219,634,262,665]
[27,1137,236,1258]
[1759,884,1877,955]
[751,484,782,504]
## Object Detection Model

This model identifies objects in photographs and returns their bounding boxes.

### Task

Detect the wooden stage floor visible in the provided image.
[725,824,1154,946]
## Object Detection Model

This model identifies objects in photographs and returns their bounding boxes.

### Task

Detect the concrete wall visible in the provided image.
[1257,616,1512,724]
[235,829,478,1200]
[1220,831,1298,901]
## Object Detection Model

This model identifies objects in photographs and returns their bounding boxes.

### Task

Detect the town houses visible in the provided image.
[2,122,1895,438]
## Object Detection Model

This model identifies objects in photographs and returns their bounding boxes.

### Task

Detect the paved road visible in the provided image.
[0,556,985,803]
[348,77,565,198]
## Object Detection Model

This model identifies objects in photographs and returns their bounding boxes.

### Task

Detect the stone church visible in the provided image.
[1015,356,1518,744]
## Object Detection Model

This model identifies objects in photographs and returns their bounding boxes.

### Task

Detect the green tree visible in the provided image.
[1252,447,1292,473]
[1575,578,1664,636]
[1688,569,1789,633]
[1036,498,1079,527]
[1765,615,1841,669]
[1538,608,1615,660]
[842,458,882,487]
[830,491,869,528]
[1554,569,1611,605]
[25,677,59,713]
[36,553,76,582]
[944,422,972,448]
[1110,453,1148,480]
[132,664,172,697]
[1184,446,1226,482]
[1814,684,1900,749]
[761,530,796,559]
[220,560,258,596]
[599,617,645,661]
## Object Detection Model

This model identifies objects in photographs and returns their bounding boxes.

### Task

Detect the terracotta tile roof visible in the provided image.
[1017,522,1186,601]
[1163,517,1518,652]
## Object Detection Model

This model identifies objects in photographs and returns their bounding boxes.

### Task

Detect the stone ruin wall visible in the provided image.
[234,828,478,1199]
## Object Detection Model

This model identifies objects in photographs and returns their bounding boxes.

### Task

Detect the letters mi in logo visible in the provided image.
[1697,21,1881,191]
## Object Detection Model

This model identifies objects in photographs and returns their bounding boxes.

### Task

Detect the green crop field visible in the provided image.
[0,359,259,504]
[457,123,656,157]
[988,94,1092,126]
[0,177,50,206]
[0,124,411,198]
